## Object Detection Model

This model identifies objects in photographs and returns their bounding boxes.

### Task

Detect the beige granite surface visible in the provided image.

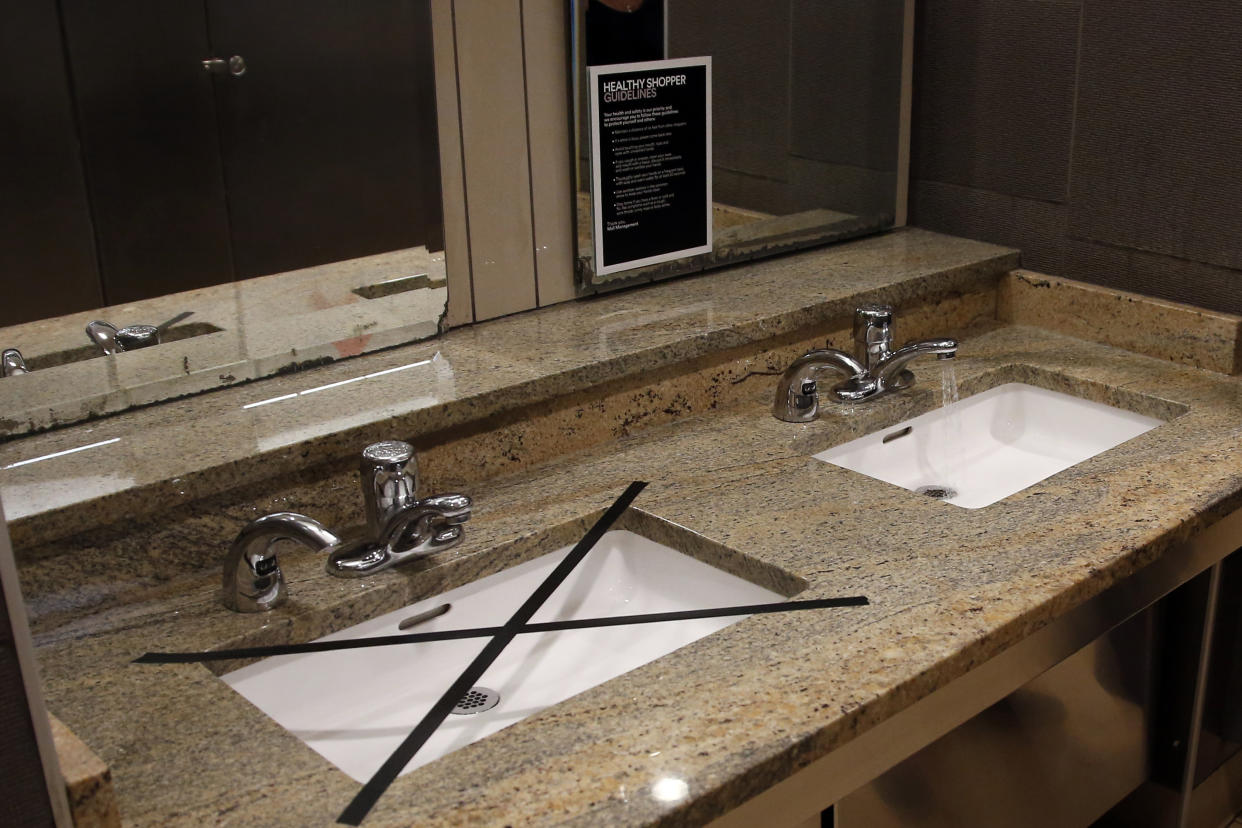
[10,229,1242,827]
[27,325,1242,828]
[50,713,120,828]
[999,269,1242,374]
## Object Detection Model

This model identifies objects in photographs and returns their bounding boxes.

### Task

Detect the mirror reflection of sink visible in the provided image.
[813,383,1165,509]
[223,528,786,782]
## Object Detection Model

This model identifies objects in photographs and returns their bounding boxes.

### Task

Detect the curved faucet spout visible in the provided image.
[2,349,29,377]
[327,493,473,577]
[875,338,958,388]
[773,348,866,423]
[222,512,342,612]
[86,320,120,356]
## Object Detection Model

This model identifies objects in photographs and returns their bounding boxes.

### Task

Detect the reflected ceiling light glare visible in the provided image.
[375,273,426,285]
[241,358,434,410]
[2,437,122,470]
[650,776,689,803]
[242,393,296,410]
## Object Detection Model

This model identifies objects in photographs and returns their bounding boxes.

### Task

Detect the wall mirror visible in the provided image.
[0,0,448,438]
[573,0,912,291]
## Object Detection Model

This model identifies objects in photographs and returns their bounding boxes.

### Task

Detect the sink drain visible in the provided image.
[916,484,958,500]
[451,686,500,715]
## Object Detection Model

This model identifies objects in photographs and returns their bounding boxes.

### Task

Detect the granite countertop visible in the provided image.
[11,230,1242,826]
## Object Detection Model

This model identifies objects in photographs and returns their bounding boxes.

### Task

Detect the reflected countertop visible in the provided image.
[0,246,447,440]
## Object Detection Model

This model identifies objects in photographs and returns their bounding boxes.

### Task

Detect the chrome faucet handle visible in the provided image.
[2,348,29,377]
[327,492,472,577]
[361,441,419,537]
[115,324,160,351]
[854,304,894,372]
[222,512,342,612]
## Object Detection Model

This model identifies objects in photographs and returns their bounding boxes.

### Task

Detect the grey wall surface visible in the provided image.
[910,0,1242,314]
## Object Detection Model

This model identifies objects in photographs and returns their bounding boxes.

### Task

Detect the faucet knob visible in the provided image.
[115,324,161,351]
[854,304,894,371]
[855,303,893,323]
[361,441,419,536]
[2,349,29,377]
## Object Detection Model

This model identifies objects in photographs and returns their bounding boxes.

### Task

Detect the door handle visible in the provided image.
[202,55,247,77]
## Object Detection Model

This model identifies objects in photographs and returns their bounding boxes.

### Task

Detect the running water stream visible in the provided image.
[937,358,963,494]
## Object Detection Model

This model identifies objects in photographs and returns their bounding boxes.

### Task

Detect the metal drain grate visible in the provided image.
[450,686,500,715]
[915,485,958,500]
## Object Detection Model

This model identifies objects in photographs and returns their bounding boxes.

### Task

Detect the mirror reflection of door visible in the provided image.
[208,0,442,280]
[6,0,442,320]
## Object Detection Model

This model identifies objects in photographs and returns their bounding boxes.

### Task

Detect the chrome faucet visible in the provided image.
[327,441,472,577]
[222,441,473,611]
[2,348,29,377]
[222,512,342,612]
[774,304,957,422]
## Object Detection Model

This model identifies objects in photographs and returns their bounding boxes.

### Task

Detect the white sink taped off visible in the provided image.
[223,529,784,782]
[813,383,1164,509]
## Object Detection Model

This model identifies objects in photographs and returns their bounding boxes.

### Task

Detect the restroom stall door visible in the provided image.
[205,0,443,280]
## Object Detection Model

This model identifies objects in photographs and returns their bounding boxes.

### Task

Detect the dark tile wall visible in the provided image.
[910,0,1242,314]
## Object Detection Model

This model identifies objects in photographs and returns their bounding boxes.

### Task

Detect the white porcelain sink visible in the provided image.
[813,383,1164,508]
[223,529,784,782]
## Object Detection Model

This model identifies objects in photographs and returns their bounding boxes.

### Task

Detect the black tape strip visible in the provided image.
[131,625,507,663]
[524,595,868,631]
[336,480,648,825]
[133,596,868,664]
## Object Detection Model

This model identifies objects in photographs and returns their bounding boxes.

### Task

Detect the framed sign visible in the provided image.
[588,56,712,276]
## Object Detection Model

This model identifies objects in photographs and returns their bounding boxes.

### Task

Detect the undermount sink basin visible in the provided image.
[223,529,784,782]
[813,383,1164,509]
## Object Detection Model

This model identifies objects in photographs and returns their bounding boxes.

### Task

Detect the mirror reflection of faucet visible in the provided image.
[221,440,472,612]
[2,348,29,377]
[774,304,958,422]
[85,311,195,356]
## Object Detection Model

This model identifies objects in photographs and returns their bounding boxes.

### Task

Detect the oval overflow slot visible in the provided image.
[882,425,913,444]
[397,603,451,630]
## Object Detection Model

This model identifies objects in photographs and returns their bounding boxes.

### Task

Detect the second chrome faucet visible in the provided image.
[774,304,957,422]
[222,440,472,612]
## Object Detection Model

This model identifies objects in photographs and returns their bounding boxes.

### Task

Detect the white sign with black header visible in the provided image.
[589,56,712,277]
